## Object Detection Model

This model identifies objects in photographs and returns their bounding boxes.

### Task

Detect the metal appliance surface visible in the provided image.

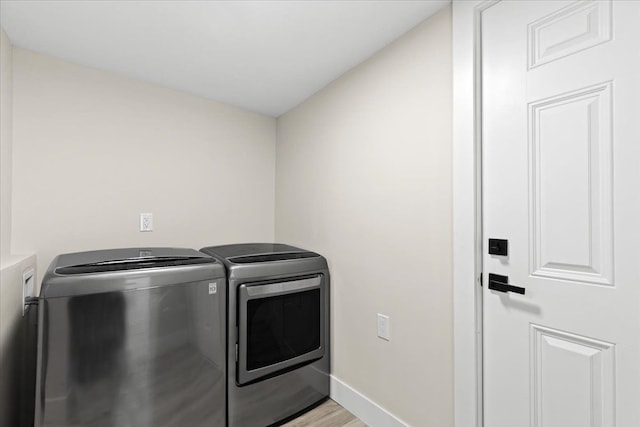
[200,243,330,427]
[35,248,226,427]
[21,299,38,427]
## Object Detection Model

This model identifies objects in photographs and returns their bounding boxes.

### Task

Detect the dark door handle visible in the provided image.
[488,273,525,295]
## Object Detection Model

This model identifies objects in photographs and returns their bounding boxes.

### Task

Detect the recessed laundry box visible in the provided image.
[35,248,226,427]
[199,243,330,427]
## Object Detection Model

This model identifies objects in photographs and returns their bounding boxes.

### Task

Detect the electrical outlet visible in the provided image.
[377,313,391,341]
[140,213,153,232]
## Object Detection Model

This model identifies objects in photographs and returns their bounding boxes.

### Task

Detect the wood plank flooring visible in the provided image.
[282,399,367,427]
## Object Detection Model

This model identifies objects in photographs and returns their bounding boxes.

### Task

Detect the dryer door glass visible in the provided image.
[237,276,325,385]
[246,288,320,370]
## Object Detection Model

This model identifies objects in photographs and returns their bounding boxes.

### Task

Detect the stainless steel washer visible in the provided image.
[200,243,330,427]
[35,248,226,427]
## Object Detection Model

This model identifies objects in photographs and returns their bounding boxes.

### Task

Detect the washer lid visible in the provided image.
[53,247,216,275]
[41,248,224,299]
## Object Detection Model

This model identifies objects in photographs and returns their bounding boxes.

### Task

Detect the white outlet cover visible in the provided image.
[140,213,153,232]
[377,313,391,341]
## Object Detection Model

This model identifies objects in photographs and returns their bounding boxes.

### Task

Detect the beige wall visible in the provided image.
[5,9,453,425]
[276,7,452,427]
[1,30,37,423]
[1,28,12,264]
[11,49,277,275]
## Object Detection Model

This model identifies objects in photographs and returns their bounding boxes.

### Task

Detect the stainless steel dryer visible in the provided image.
[200,243,330,427]
[35,248,226,427]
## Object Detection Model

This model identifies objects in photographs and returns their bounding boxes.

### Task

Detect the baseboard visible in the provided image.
[330,375,409,427]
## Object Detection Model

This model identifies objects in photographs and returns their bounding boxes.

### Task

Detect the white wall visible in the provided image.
[0,26,16,427]
[276,7,452,427]
[1,27,38,427]
[1,28,12,263]
[11,49,277,275]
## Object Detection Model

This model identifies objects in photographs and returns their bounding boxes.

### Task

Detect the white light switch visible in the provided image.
[140,213,153,232]
[377,313,391,341]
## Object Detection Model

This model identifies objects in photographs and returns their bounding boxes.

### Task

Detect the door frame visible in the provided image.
[452,1,499,426]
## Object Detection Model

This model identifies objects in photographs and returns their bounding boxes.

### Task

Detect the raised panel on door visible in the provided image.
[530,324,615,427]
[529,81,613,285]
[528,0,612,69]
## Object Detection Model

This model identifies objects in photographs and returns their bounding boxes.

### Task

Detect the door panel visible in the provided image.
[482,1,640,426]
[531,324,615,427]
[529,81,613,285]
[528,0,612,69]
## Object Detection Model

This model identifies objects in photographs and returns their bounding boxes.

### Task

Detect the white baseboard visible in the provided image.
[330,375,409,427]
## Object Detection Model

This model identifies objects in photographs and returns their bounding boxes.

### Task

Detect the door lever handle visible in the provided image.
[488,273,525,295]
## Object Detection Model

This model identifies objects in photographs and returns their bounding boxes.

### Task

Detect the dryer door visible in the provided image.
[237,275,325,385]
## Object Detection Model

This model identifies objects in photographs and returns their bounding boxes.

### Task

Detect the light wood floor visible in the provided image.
[282,399,367,427]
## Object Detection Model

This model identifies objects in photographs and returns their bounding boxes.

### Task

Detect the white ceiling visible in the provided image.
[0,0,450,117]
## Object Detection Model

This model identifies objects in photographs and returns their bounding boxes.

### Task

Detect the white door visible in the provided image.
[482,1,640,426]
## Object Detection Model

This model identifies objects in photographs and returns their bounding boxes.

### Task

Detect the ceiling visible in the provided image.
[0,0,450,117]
